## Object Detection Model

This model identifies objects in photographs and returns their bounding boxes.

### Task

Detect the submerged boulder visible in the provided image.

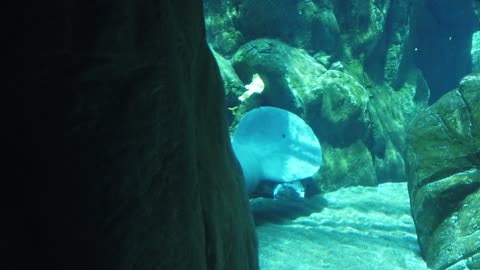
[229,38,427,191]
[472,31,480,73]
[233,0,341,54]
[231,38,327,116]
[304,70,370,145]
[406,74,480,269]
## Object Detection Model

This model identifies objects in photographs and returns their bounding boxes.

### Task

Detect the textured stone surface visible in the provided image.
[231,38,327,116]
[211,49,246,126]
[473,31,480,73]
[7,0,258,269]
[333,0,390,58]
[253,183,426,269]
[205,0,434,191]
[381,0,412,87]
[205,0,421,89]
[318,140,376,191]
[204,0,244,55]
[406,74,480,269]
[306,70,370,144]
[230,39,424,191]
[231,0,341,54]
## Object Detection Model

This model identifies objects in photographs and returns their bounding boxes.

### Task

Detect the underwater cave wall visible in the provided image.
[6,0,258,269]
[204,0,432,191]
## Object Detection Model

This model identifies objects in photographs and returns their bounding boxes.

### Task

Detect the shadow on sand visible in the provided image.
[250,194,328,226]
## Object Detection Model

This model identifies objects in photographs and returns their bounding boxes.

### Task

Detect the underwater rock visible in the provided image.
[318,140,376,192]
[333,0,390,57]
[406,74,480,269]
[475,1,480,22]
[383,43,406,88]
[381,0,412,88]
[301,69,375,190]
[211,49,245,97]
[231,106,322,195]
[14,0,259,269]
[305,70,370,145]
[472,31,480,73]
[231,38,327,115]
[230,38,425,191]
[203,0,244,55]
[208,5,431,192]
[305,68,423,189]
[204,0,425,91]
[233,0,341,54]
[210,49,246,125]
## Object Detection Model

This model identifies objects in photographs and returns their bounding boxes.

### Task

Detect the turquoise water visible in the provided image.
[203,1,480,269]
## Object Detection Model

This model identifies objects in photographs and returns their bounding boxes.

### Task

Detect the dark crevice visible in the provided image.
[426,175,480,236]
[458,88,475,138]
[432,110,460,145]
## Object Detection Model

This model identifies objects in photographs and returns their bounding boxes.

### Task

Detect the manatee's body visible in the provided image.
[231,107,322,194]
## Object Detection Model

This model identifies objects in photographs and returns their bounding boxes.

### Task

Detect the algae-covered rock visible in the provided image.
[406,74,480,269]
[231,40,378,191]
[333,0,390,58]
[318,140,376,191]
[231,38,327,115]
[304,70,370,145]
[204,0,244,55]
[233,0,341,54]
[211,49,245,125]
[229,38,427,191]
[366,78,418,183]
[472,31,480,73]
[204,0,421,91]
[428,189,480,270]
[313,70,425,190]
[381,0,412,87]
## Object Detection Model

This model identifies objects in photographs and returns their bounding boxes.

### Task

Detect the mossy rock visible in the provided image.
[221,38,427,192]
[406,74,480,269]
[211,50,246,126]
[305,70,370,146]
[234,0,341,54]
[204,1,244,56]
[231,38,327,116]
[316,140,376,192]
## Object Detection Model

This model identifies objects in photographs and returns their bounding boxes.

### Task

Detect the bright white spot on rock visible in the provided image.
[239,73,265,101]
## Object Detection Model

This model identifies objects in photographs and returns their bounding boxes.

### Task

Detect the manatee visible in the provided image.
[231,106,322,194]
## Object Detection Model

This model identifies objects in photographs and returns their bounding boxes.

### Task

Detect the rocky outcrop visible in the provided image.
[237,0,341,55]
[211,50,247,126]
[473,31,480,73]
[203,0,245,55]
[406,74,480,269]
[205,0,434,192]
[205,0,420,89]
[229,39,426,192]
[7,0,258,269]
[231,39,327,116]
